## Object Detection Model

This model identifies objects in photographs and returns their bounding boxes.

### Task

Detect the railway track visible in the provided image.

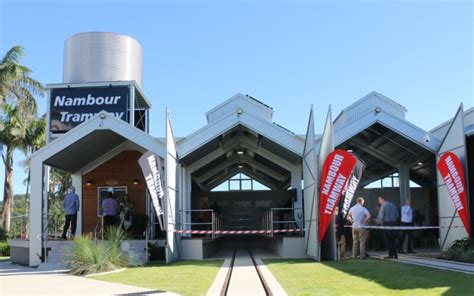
[220,249,272,296]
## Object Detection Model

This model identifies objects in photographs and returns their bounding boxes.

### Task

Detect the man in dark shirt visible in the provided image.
[62,186,80,239]
[377,196,399,259]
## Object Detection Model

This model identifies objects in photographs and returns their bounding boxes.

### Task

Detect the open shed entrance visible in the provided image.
[180,124,305,258]
[337,122,439,249]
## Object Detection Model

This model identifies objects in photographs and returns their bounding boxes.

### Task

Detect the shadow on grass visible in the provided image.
[265,258,474,296]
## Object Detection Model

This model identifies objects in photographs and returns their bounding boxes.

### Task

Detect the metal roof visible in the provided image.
[32,111,164,174]
[181,124,299,191]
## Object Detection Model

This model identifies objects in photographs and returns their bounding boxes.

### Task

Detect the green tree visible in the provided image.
[48,168,71,237]
[0,46,44,231]
[0,46,44,116]
[0,105,26,230]
[20,115,46,214]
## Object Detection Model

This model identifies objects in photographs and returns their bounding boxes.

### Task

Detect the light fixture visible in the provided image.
[237,149,244,155]
[86,180,93,186]
[238,165,243,169]
[133,179,140,185]
[417,162,423,166]
[236,108,243,115]
[347,149,353,153]
[99,113,106,119]
[374,107,381,114]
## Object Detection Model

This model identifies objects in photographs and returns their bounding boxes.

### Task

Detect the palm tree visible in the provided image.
[20,115,46,214]
[0,46,44,116]
[0,105,25,230]
[0,46,44,231]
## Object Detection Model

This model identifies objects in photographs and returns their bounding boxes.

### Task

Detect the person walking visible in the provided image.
[102,192,119,229]
[399,198,415,254]
[62,186,80,239]
[348,197,371,259]
[377,196,399,259]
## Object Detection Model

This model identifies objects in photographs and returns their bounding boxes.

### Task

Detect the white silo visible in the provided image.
[63,32,143,87]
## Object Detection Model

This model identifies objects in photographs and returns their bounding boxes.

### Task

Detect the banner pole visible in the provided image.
[440,209,457,251]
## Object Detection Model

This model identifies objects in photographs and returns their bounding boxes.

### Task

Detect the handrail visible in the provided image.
[179,209,221,238]
[93,215,104,240]
[263,207,303,237]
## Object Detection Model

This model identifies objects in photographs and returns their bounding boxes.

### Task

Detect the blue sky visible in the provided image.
[0,0,472,198]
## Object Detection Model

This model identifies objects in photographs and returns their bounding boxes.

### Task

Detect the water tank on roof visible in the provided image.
[63,32,143,87]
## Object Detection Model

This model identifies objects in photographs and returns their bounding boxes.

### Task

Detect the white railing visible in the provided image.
[260,207,303,237]
[179,209,223,238]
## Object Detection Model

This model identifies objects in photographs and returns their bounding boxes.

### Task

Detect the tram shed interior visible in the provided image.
[179,124,306,259]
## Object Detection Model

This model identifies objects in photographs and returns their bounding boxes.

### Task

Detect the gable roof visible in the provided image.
[31,111,165,173]
[205,93,274,124]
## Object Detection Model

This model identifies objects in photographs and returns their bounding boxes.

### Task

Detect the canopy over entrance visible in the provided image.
[27,111,165,266]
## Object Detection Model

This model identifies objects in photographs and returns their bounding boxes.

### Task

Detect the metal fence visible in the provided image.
[260,207,303,237]
[179,209,223,238]
[10,214,28,239]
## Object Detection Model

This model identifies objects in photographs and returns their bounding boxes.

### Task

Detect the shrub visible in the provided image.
[0,227,8,241]
[104,226,131,267]
[68,227,141,275]
[0,241,10,256]
[48,199,65,237]
[67,236,115,275]
[440,237,474,263]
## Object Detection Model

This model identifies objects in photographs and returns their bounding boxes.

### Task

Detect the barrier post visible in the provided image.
[270,209,274,238]
[212,211,215,239]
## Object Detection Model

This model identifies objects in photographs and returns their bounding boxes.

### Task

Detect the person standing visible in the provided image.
[119,194,134,231]
[102,192,118,229]
[377,196,399,259]
[348,197,371,259]
[399,199,415,254]
[62,186,80,239]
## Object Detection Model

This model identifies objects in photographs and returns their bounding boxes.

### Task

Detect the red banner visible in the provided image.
[319,149,357,242]
[437,152,471,237]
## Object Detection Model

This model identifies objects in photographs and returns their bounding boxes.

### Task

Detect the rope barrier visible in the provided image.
[343,225,465,230]
[174,229,303,235]
[173,225,465,234]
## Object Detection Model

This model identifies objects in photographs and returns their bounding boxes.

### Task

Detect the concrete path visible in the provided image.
[0,262,178,295]
[369,252,474,274]
[227,249,266,296]
[206,248,287,296]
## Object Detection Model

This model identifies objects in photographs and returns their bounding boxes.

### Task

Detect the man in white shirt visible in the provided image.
[348,197,371,259]
[399,198,415,254]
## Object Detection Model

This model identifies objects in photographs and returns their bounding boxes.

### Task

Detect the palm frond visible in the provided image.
[1,46,24,64]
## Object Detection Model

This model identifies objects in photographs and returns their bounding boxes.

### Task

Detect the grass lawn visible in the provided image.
[0,256,9,262]
[91,260,223,296]
[264,258,474,296]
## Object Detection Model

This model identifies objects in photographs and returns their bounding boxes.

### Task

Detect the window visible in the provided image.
[211,173,270,191]
[363,173,421,188]
[97,186,127,216]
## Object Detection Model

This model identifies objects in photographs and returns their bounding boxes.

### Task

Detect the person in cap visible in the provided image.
[62,186,80,239]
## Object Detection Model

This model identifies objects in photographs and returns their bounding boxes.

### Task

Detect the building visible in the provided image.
[9,32,472,267]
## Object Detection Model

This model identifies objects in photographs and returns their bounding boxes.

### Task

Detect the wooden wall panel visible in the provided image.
[81,150,146,236]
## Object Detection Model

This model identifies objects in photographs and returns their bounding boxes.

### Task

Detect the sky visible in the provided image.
[0,0,472,199]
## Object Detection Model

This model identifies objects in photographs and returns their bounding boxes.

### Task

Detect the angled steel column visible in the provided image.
[399,165,411,205]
